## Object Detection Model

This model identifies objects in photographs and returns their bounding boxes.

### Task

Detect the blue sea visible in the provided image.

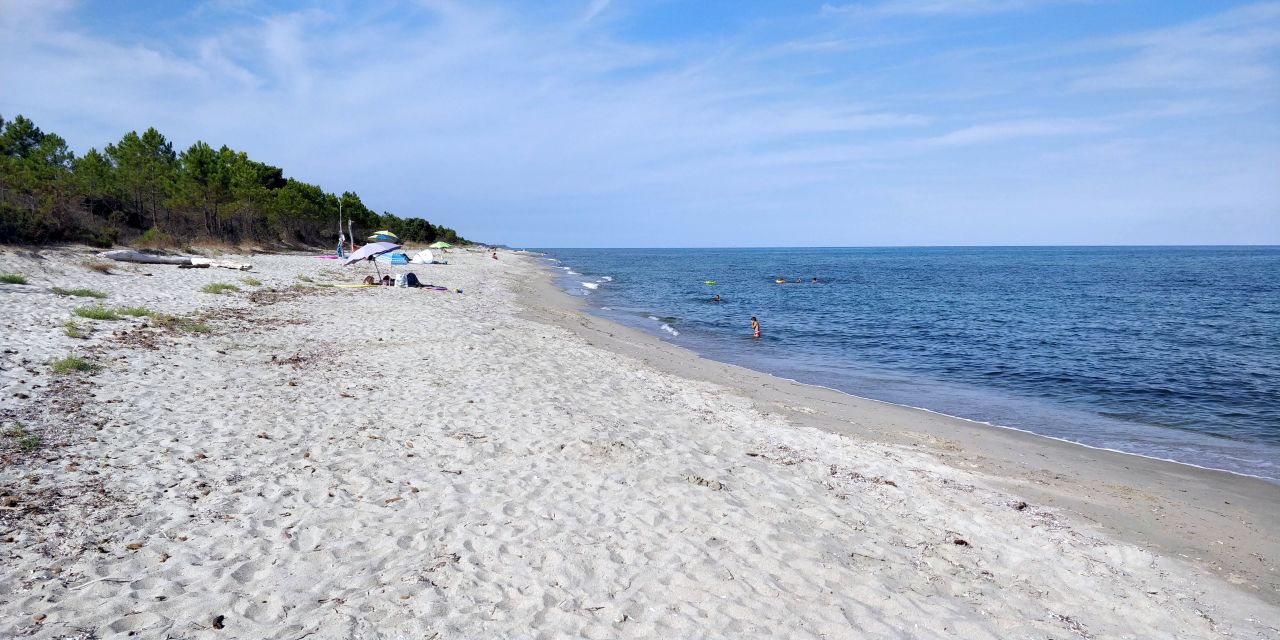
[537,247,1280,482]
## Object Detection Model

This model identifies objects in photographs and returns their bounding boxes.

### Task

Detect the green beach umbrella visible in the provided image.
[428,241,453,249]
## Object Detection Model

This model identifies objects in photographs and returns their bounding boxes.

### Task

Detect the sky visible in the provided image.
[1,0,1278,247]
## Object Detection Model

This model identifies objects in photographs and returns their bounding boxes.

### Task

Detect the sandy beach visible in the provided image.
[1,246,1277,639]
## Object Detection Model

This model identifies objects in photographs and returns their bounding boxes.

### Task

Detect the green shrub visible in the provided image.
[4,422,25,438]
[50,354,99,374]
[241,277,262,286]
[117,306,153,317]
[62,321,89,339]
[200,283,239,294]
[0,274,27,284]
[151,314,211,334]
[18,435,40,452]
[73,306,122,320]
[52,287,108,298]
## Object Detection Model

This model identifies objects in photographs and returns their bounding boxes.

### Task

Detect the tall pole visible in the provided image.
[337,200,343,256]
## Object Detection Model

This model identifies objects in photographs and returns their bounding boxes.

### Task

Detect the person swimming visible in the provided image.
[751,316,761,338]
[711,294,721,302]
[811,277,818,283]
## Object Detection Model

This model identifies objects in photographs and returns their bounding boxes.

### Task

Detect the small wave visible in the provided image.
[601,306,612,311]
[648,315,660,321]
[601,276,613,282]
[560,266,571,271]
[581,282,599,290]
[661,323,679,337]
[567,270,579,275]
[547,258,560,262]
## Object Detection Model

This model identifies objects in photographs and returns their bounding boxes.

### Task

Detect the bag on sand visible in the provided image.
[396,272,421,288]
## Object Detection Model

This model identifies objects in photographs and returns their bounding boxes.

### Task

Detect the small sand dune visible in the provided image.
[0,247,1275,638]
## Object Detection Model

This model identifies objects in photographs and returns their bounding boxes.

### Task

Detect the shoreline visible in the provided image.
[516,252,1280,606]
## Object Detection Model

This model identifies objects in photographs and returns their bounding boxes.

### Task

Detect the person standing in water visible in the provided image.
[751,316,761,338]
[712,294,721,302]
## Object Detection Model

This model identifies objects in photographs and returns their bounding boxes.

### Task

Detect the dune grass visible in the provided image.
[73,306,122,321]
[150,313,211,334]
[1,274,28,284]
[4,423,40,452]
[117,306,154,317]
[49,354,99,374]
[52,287,108,298]
[295,275,314,283]
[62,320,89,339]
[200,282,239,294]
[241,277,262,286]
[83,261,113,274]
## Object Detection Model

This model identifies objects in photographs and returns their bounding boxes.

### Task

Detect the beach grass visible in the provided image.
[52,287,108,298]
[73,306,122,320]
[295,275,314,283]
[241,277,263,286]
[17,434,41,452]
[1,274,28,284]
[200,282,239,294]
[151,313,211,334]
[117,306,154,317]
[84,261,113,274]
[49,354,99,374]
[62,321,89,339]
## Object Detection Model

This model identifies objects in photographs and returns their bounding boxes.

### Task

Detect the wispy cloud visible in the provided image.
[822,0,1087,17]
[1072,3,1280,94]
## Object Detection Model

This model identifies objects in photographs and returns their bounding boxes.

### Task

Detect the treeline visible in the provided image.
[0,114,467,248]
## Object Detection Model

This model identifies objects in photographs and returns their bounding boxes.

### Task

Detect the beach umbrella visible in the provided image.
[368,230,399,242]
[343,241,401,279]
[428,241,453,249]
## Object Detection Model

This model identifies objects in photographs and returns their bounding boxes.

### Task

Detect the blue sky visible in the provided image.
[2,0,1277,246]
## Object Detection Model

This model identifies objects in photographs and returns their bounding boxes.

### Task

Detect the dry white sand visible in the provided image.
[0,247,1276,638]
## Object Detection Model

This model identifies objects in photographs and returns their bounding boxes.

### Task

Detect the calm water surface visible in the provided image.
[537,247,1280,482]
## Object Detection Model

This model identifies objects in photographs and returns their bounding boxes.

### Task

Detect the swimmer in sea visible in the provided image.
[811,277,818,283]
[712,294,721,302]
[751,316,761,338]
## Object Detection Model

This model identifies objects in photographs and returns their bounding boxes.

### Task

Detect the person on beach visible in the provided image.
[751,316,761,338]
[492,252,498,260]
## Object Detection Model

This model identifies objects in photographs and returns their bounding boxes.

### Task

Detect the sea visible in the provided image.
[536,247,1280,483]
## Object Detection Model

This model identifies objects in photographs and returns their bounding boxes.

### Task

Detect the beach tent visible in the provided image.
[410,249,434,264]
[428,241,453,249]
[375,252,410,265]
[368,230,399,242]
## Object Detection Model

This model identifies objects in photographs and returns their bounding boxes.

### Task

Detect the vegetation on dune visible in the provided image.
[150,313,211,334]
[200,282,239,294]
[4,423,40,452]
[62,320,89,338]
[1,273,27,284]
[52,286,107,298]
[0,113,469,247]
[241,276,262,286]
[49,354,99,374]
[116,306,153,317]
[73,306,122,320]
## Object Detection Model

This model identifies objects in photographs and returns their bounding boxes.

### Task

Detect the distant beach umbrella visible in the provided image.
[368,230,399,242]
[428,241,453,249]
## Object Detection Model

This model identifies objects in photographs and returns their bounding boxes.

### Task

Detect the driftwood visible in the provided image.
[99,250,252,271]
